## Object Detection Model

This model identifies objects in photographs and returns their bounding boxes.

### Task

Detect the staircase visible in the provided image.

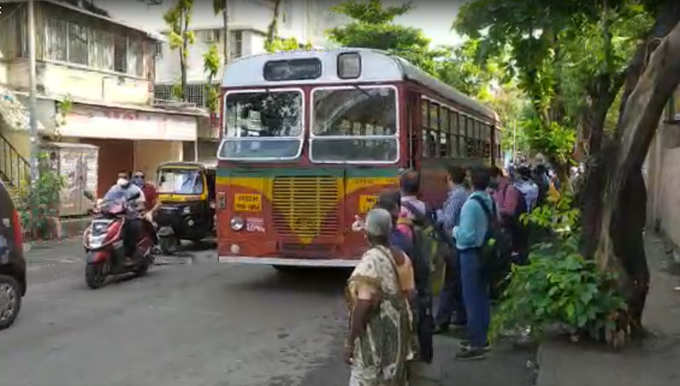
[0,132,30,200]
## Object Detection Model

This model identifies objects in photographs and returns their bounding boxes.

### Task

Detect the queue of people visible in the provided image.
[345,163,561,384]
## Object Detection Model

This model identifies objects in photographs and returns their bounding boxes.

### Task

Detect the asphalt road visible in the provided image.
[1,239,351,386]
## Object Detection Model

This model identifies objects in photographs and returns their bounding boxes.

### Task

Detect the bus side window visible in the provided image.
[429,102,440,158]
[421,99,430,158]
[440,106,449,158]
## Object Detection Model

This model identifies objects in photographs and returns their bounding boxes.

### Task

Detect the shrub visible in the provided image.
[18,153,65,240]
[490,236,627,343]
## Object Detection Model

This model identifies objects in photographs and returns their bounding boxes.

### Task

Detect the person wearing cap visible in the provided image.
[345,208,415,385]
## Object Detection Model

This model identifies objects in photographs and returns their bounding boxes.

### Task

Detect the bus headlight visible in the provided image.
[230,216,245,231]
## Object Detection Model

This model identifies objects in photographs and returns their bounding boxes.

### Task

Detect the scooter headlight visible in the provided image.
[230,216,245,231]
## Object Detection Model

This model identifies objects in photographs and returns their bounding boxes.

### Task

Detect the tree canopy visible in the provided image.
[327,0,440,74]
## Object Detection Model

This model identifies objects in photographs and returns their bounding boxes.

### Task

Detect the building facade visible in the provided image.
[0,0,206,203]
[645,87,680,261]
[152,0,345,164]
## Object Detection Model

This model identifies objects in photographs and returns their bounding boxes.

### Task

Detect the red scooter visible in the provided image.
[83,193,156,289]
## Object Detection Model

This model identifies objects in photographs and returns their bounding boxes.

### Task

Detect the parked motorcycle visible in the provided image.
[82,193,155,289]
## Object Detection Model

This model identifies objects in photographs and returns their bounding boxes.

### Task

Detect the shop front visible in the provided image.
[60,103,199,198]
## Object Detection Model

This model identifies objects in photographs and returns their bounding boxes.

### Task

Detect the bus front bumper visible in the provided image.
[217,256,359,268]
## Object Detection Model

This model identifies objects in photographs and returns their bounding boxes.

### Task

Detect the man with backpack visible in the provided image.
[396,170,436,363]
[490,166,528,267]
[434,166,469,334]
[453,167,496,360]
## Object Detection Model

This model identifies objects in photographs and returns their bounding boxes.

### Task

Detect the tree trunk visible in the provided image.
[267,0,282,44]
[580,74,623,257]
[593,20,680,332]
[181,11,189,101]
[223,4,230,65]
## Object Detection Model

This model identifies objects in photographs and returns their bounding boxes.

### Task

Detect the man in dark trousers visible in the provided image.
[435,166,469,333]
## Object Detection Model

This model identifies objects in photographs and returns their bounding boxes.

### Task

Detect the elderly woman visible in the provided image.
[345,208,414,386]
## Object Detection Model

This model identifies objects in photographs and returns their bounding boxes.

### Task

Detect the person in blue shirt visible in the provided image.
[434,166,469,333]
[453,167,495,360]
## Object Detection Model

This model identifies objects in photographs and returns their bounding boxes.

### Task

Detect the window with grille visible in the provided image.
[128,38,143,77]
[185,84,206,107]
[230,30,243,60]
[154,84,173,102]
[68,22,88,65]
[89,28,114,70]
[46,18,67,61]
[114,36,127,73]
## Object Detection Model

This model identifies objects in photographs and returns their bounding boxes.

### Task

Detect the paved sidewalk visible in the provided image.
[412,331,536,386]
[536,234,680,386]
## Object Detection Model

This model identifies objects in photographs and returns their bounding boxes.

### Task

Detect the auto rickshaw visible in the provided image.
[154,162,216,254]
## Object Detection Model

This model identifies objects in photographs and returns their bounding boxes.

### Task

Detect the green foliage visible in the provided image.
[490,236,627,343]
[203,44,221,81]
[203,43,221,113]
[164,0,195,100]
[205,85,219,113]
[522,117,577,168]
[171,83,183,100]
[435,39,490,97]
[332,0,411,24]
[454,0,655,170]
[56,94,73,127]
[522,194,581,238]
[327,0,440,74]
[265,37,311,53]
[18,153,65,240]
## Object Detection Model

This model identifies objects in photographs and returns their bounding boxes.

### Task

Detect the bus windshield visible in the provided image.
[219,90,303,160]
[311,86,398,163]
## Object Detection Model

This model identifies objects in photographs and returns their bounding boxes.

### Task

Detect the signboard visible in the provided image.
[234,193,262,212]
[359,195,378,214]
[61,104,197,141]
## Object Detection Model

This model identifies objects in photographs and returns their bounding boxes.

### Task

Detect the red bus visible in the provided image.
[216,48,500,267]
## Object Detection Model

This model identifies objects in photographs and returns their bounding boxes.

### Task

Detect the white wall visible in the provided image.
[0,62,7,85]
[7,59,152,106]
[133,140,183,184]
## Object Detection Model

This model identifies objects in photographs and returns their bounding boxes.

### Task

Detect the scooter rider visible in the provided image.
[104,171,146,260]
[132,171,160,223]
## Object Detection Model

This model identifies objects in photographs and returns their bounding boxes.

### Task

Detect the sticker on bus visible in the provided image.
[234,193,262,212]
[359,195,378,214]
[246,217,265,232]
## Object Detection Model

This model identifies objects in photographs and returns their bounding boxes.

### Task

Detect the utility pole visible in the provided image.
[28,0,39,183]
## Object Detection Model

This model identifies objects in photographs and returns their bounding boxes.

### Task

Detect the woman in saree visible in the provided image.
[345,208,415,386]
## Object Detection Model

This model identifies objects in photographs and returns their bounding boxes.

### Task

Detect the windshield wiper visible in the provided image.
[353,84,372,98]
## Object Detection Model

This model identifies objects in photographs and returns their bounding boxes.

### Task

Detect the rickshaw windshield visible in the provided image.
[158,169,204,195]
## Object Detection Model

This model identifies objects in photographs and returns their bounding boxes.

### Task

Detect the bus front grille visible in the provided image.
[272,176,340,241]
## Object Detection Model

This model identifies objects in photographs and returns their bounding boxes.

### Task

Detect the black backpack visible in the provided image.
[401,201,443,363]
[469,196,512,273]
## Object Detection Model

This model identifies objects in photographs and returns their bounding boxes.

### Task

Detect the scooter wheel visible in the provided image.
[85,263,106,289]
[135,261,150,277]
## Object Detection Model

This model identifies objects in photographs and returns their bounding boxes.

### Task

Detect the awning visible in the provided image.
[60,104,197,141]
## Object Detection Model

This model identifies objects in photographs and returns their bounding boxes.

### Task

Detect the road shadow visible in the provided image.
[227,266,353,296]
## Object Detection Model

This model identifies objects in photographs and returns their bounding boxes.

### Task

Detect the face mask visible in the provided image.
[132,177,144,187]
[117,178,130,187]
